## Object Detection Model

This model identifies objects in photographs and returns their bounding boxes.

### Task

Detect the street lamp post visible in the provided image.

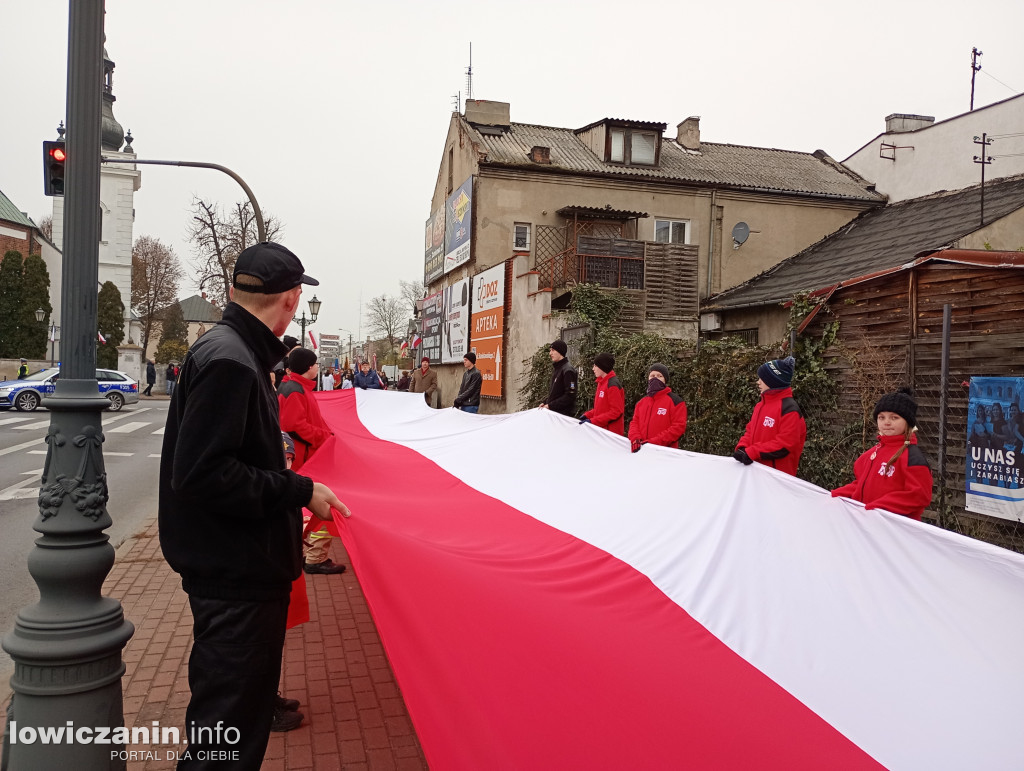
[3,3,134,769]
[294,295,321,348]
[35,308,58,367]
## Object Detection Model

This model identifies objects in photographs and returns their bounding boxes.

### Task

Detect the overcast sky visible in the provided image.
[3,0,1023,341]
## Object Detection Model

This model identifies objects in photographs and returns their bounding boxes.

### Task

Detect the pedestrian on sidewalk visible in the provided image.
[411,357,437,405]
[579,353,624,435]
[628,363,687,453]
[159,242,350,769]
[354,360,382,389]
[453,351,482,412]
[321,367,335,391]
[733,356,806,476]
[539,340,577,417]
[17,357,28,379]
[832,388,934,520]
[142,359,156,396]
[165,361,178,396]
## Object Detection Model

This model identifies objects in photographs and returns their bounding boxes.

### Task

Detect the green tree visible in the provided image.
[17,254,52,359]
[154,301,189,364]
[97,281,125,369]
[0,251,24,358]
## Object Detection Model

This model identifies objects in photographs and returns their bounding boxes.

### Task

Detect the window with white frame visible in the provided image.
[654,219,689,244]
[513,223,531,251]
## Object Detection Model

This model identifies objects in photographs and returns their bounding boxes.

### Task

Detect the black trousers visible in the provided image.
[179,595,289,770]
[143,384,153,396]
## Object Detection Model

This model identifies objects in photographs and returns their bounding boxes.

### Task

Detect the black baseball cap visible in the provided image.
[233,242,318,294]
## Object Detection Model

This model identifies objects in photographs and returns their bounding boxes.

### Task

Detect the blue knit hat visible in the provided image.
[758,356,795,390]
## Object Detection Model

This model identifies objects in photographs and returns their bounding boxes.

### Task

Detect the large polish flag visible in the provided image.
[303,390,1024,770]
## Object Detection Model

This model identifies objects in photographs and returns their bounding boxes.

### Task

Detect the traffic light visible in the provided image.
[43,140,66,196]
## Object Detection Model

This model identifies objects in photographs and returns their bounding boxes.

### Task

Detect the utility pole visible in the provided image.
[973,133,994,227]
[2,2,134,768]
[970,47,983,111]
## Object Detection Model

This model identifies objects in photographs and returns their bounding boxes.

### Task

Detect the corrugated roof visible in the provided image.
[0,188,37,230]
[177,294,222,323]
[467,120,883,201]
[707,174,1024,310]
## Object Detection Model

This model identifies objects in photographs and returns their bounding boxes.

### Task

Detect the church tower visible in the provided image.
[52,44,142,344]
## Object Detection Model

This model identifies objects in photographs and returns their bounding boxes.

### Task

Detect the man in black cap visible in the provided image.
[453,351,482,413]
[540,339,577,417]
[159,242,350,769]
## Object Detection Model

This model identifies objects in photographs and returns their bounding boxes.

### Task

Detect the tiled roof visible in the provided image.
[177,294,222,323]
[466,120,883,202]
[0,188,37,230]
[707,174,1024,310]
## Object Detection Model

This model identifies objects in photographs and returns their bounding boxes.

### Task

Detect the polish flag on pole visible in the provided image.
[400,340,409,355]
[308,331,317,349]
[97,331,106,344]
[50,326,56,342]
[412,334,422,349]
[302,392,1024,771]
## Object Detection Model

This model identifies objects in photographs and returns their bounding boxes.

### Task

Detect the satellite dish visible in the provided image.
[732,222,750,245]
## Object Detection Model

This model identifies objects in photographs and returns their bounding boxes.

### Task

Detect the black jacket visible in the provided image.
[146,362,156,384]
[158,302,314,601]
[454,366,482,407]
[544,357,578,416]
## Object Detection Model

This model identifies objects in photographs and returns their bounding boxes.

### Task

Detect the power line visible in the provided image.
[980,68,1020,94]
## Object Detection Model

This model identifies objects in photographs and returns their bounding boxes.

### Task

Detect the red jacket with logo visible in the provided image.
[736,387,807,476]
[628,388,687,447]
[584,370,625,435]
[831,433,934,520]
[277,372,332,471]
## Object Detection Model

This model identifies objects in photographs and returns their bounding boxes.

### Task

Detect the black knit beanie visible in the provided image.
[594,353,615,374]
[873,387,918,427]
[758,356,795,390]
[286,347,318,374]
[464,351,476,364]
[648,363,670,381]
[550,340,568,357]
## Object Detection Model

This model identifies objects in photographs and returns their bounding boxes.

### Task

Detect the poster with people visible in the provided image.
[444,177,473,274]
[420,290,443,365]
[424,209,445,285]
[441,278,470,364]
[965,376,1024,522]
[471,263,505,398]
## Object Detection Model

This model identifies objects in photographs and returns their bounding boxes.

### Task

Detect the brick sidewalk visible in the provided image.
[3,519,427,770]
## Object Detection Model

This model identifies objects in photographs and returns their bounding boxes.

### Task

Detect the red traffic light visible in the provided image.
[42,140,66,196]
[50,146,66,162]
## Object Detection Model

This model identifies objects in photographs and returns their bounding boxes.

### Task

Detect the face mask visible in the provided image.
[647,378,667,397]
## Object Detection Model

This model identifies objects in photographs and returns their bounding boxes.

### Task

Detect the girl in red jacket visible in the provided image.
[628,363,687,452]
[580,352,625,435]
[734,356,806,476]
[832,388,934,520]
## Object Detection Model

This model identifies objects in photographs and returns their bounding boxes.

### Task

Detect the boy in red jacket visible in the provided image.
[734,356,806,476]
[832,388,934,520]
[278,347,345,575]
[580,353,625,435]
[628,363,687,452]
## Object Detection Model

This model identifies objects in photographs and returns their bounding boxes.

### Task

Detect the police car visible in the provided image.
[0,367,140,412]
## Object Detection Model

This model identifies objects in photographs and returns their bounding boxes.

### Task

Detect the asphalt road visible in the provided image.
[0,397,169,685]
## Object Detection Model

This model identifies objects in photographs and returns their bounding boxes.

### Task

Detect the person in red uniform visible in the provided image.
[733,356,806,476]
[278,347,345,575]
[580,353,625,435]
[832,388,934,520]
[628,363,687,452]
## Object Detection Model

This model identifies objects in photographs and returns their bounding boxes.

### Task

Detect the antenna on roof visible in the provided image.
[451,91,461,113]
[465,42,473,103]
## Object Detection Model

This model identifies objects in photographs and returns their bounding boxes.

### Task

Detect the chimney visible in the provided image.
[464,99,511,128]
[676,116,700,150]
[884,113,935,133]
[529,146,551,164]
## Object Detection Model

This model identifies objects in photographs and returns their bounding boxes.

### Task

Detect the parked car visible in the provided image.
[0,367,140,412]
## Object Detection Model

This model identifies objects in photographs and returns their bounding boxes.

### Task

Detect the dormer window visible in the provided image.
[608,128,658,165]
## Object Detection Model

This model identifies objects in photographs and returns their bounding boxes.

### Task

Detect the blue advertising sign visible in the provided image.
[966,376,1024,522]
[444,177,473,274]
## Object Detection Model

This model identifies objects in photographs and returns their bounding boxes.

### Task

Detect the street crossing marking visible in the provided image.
[0,416,34,427]
[148,453,161,458]
[13,420,50,431]
[104,452,134,457]
[107,422,150,434]
[0,439,43,457]
[151,427,165,435]
[0,470,43,501]
[27,450,46,454]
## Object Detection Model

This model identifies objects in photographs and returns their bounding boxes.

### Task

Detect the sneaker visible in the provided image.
[270,708,304,732]
[275,693,300,712]
[303,559,347,575]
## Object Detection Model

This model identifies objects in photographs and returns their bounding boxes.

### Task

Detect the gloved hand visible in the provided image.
[732,448,754,465]
[631,439,645,454]
[578,416,591,425]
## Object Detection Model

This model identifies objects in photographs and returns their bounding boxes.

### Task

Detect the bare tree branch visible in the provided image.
[186,197,283,306]
[365,294,405,355]
[131,235,184,355]
[399,279,425,318]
